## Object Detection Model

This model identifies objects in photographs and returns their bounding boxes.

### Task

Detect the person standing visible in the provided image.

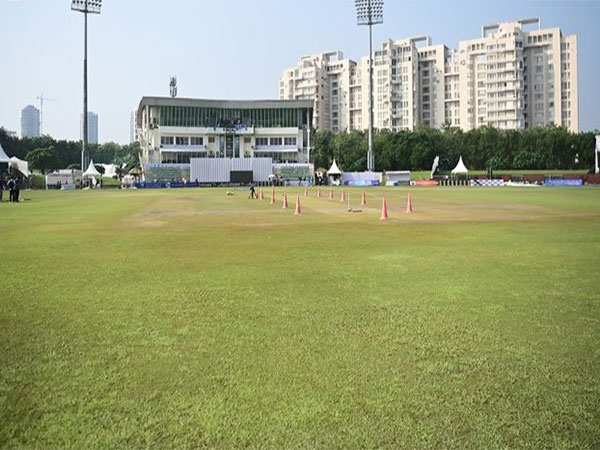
[7,177,15,202]
[0,177,4,203]
[14,177,20,202]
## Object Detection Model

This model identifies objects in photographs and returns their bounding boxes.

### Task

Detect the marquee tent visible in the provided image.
[327,159,342,175]
[451,156,469,174]
[327,159,342,186]
[10,157,29,177]
[0,142,9,164]
[83,160,101,178]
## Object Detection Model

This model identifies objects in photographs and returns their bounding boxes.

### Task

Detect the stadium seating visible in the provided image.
[272,165,311,180]
[144,164,190,182]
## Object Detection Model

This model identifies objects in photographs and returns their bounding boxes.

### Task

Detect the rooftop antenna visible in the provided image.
[169,76,178,98]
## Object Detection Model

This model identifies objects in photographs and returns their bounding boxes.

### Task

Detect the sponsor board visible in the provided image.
[414,179,439,186]
[469,179,505,187]
[545,179,583,186]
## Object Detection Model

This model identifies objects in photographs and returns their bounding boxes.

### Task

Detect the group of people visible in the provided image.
[0,176,20,203]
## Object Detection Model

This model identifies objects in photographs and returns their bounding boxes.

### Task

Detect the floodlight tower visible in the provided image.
[71,0,102,171]
[355,0,383,172]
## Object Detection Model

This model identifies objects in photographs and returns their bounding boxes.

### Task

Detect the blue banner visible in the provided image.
[545,179,583,186]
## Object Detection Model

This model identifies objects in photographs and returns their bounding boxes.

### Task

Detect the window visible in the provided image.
[284,137,296,146]
[208,137,215,143]
[269,137,282,146]
[176,136,189,146]
[160,136,174,146]
[190,137,203,146]
[244,137,251,143]
[256,137,268,146]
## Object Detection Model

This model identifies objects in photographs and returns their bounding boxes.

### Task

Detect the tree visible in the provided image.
[26,146,60,174]
[312,130,335,170]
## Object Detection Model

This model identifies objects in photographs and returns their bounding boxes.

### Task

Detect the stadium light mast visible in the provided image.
[71,0,102,171]
[355,0,383,172]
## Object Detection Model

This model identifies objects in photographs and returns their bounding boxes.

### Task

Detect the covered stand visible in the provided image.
[327,158,342,186]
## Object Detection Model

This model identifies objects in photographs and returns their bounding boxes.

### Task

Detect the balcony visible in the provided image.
[254,145,299,153]
[161,144,206,151]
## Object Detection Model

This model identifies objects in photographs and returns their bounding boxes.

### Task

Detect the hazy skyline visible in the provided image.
[1,0,599,144]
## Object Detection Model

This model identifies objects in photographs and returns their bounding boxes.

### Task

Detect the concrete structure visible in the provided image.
[280,18,578,133]
[279,51,356,132]
[456,18,577,131]
[21,105,40,138]
[130,109,138,144]
[136,97,313,181]
[81,111,98,144]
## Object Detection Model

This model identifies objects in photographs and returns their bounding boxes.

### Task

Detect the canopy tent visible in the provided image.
[327,159,342,185]
[99,163,118,178]
[451,156,469,174]
[9,157,29,177]
[83,159,101,177]
[0,142,10,164]
[327,159,342,175]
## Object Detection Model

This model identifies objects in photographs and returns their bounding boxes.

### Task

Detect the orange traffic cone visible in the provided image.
[294,195,302,215]
[361,190,366,206]
[406,193,413,213]
[329,189,334,200]
[380,197,388,220]
[259,189,264,200]
[304,185,308,197]
[282,192,288,209]
[270,187,275,205]
[317,187,322,198]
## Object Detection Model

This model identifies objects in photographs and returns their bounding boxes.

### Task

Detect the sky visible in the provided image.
[1,0,599,144]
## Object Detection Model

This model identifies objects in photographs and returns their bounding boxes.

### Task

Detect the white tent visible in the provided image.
[83,159,101,177]
[327,159,342,186]
[327,159,342,175]
[99,163,118,178]
[451,156,469,174]
[9,157,29,177]
[0,142,10,164]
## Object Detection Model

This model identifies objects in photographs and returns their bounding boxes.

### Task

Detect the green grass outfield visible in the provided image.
[1,186,599,449]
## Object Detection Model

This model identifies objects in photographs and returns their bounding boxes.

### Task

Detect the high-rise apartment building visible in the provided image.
[456,18,578,131]
[279,51,356,133]
[81,111,99,144]
[280,18,578,133]
[21,105,40,138]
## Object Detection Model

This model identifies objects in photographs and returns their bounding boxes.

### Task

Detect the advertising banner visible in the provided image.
[414,179,439,186]
[545,179,583,186]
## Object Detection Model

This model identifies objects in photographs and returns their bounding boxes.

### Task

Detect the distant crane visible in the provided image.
[36,94,58,135]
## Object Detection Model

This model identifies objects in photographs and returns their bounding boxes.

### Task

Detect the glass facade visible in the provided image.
[162,152,207,164]
[158,105,306,128]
